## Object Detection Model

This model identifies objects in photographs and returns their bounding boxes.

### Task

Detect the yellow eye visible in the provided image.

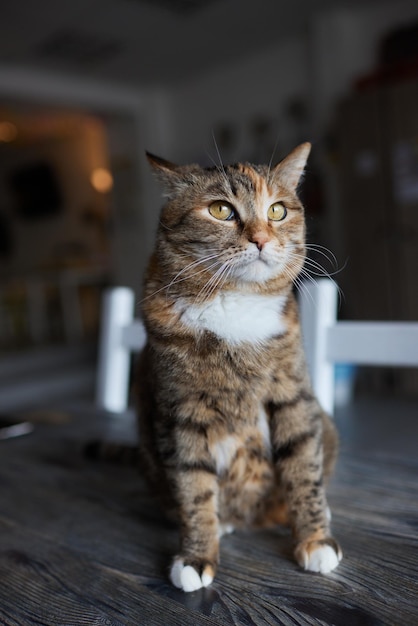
[268,202,287,221]
[208,201,235,221]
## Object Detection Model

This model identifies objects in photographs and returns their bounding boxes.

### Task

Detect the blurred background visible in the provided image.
[0,0,417,410]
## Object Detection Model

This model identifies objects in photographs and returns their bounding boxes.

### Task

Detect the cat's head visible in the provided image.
[147,143,310,296]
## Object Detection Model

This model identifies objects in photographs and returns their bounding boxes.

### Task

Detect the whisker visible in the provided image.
[286,246,345,280]
[196,252,239,303]
[305,243,339,269]
[204,130,230,188]
[266,132,281,184]
[164,256,220,295]
[211,130,227,175]
[195,259,232,304]
[211,262,235,299]
[139,253,223,303]
[159,219,174,231]
[294,273,314,301]
[173,257,225,295]
[296,261,345,309]
[302,257,342,278]
[289,266,321,312]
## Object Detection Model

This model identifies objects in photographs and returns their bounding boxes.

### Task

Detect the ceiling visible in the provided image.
[0,0,388,90]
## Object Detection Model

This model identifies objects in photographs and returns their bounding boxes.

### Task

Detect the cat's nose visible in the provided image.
[250,231,270,251]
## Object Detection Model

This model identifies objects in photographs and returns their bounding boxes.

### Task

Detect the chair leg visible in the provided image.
[299,279,337,415]
[96,287,135,413]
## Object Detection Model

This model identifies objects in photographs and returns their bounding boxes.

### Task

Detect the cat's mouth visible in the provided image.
[244,247,282,268]
[232,253,284,283]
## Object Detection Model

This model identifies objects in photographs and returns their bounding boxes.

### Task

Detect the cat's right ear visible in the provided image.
[146,152,186,196]
[272,142,311,192]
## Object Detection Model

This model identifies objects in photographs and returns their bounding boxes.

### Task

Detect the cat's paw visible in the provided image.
[295,537,342,574]
[170,557,215,592]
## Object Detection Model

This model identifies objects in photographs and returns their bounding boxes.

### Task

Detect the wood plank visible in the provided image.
[0,405,417,625]
[0,519,222,626]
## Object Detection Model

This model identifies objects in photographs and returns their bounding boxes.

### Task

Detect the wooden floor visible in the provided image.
[0,397,417,626]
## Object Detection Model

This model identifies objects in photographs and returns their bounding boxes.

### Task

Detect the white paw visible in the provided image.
[301,544,342,574]
[170,558,214,592]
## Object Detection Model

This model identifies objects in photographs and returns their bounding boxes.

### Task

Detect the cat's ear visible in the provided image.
[272,142,311,191]
[146,152,178,174]
[146,152,190,196]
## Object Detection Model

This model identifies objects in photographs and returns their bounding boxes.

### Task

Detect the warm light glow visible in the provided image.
[90,168,114,193]
[0,121,18,142]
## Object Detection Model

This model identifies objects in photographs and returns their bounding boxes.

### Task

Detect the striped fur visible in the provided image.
[137,143,341,590]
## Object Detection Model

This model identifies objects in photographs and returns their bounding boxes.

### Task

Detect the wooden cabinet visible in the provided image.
[338,79,418,323]
[337,79,418,395]
[386,80,418,322]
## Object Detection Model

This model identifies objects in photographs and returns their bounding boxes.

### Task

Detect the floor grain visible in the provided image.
[0,398,417,626]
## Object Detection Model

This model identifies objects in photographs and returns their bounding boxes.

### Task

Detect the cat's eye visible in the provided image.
[208,201,235,221]
[268,202,287,221]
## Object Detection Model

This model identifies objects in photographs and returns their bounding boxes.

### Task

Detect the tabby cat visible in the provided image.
[137,142,342,592]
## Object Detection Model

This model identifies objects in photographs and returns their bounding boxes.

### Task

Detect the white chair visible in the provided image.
[96,280,418,414]
[96,287,146,413]
[300,280,418,413]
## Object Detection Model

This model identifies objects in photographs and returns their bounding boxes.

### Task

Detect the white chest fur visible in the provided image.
[210,408,272,476]
[175,292,287,345]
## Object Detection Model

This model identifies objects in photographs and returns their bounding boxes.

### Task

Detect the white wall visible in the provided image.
[163,37,310,165]
[1,0,418,294]
[0,116,113,275]
[104,94,176,295]
[163,0,418,166]
[308,0,418,254]
[135,0,418,284]
[0,65,171,294]
[310,0,418,134]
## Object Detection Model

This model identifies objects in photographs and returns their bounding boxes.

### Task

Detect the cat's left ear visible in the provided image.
[146,152,190,196]
[272,142,311,191]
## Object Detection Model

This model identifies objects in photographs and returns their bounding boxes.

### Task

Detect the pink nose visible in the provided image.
[250,231,270,250]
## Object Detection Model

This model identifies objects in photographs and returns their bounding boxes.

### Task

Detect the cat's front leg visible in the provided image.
[169,462,220,592]
[271,400,342,574]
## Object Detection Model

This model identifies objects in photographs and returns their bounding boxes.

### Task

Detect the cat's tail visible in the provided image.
[84,440,139,466]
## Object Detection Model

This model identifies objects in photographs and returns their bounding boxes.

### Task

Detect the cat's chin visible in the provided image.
[233,259,280,284]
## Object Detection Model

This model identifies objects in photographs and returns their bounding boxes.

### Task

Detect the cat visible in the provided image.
[135,142,342,593]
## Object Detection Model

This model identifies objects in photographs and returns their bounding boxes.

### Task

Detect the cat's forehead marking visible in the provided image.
[235,164,265,196]
[225,164,270,197]
[225,164,274,220]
